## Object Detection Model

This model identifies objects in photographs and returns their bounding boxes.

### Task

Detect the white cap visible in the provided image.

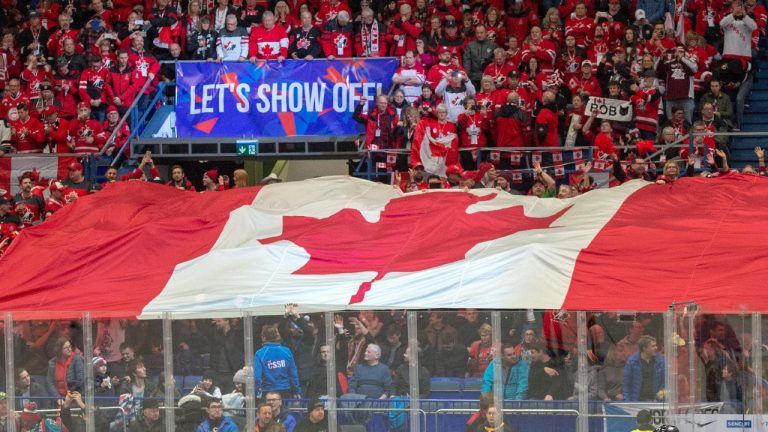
[635,9,646,20]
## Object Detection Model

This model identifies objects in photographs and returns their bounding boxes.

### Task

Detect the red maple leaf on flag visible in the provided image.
[261,192,571,304]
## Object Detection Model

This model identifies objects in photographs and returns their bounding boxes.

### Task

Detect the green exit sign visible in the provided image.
[236,140,258,156]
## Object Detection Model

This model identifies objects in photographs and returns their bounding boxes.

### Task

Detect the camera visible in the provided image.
[472,104,482,110]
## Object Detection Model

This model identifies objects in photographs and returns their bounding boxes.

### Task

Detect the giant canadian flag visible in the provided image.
[1,175,767,319]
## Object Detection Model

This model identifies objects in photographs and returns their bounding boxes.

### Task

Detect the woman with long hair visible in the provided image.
[46,337,85,397]
[233,169,249,188]
[483,7,505,45]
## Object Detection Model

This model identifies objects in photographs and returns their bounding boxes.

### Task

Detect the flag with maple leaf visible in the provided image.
[2,176,768,319]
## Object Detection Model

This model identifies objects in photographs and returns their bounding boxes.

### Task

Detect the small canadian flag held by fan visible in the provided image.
[376,162,387,169]
[490,151,501,163]
[554,164,565,178]
[592,160,607,171]
[511,170,523,183]
[510,151,522,166]
[552,151,563,163]
[386,152,397,166]
[532,151,543,164]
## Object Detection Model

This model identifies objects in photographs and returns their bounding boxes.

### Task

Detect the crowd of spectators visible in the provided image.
[0,307,759,431]
[3,0,768,249]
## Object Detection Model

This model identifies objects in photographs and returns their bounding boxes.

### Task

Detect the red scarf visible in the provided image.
[54,351,75,396]
[360,20,380,56]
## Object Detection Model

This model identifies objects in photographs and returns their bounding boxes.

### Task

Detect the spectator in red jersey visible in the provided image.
[289,10,323,60]
[565,2,593,48]
[456,96,489,169]
[655,160,683,185]
[147,0,180,59]
[103,105,130,157]
[354,8,388,58]
[494,91,531,148]
[315,0,351,27]
[248,11,289,62]
[41,106,70,153]
[570,60,602,97]
[615,155,657,183]
[390,4,422,57]
[484,7,506,45]
[122,152,163,181]
[13,172,46,226]
[202,169,226,192]
[61,161,99,201]
[484,48,513,90]
[505,0,540,45]
[321,10,354,60]
[353,94,399,150]
[109,49,141,116]
[475,76,500,112]
[127,32,161,108]
[10,103,45,154]
[52,58,81,120]
[466,323,493,378]
[48,15,84,59]
[19,53,53,105]
[535,90,560,148]
[1,79,31,121]
[522,26,557,74]
[167,165,196,191]
[45,181,67,217]
[629,70,663,140]
[392,50,426,103]
[426,45,464,90]
[68,102,107,153]
[79,54,114,122]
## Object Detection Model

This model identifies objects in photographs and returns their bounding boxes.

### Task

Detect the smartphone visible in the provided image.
[134,19,144,26]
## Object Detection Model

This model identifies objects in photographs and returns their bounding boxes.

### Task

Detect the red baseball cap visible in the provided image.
[68,162,84,171]
[49,181,66,192]
[77,102,90,110]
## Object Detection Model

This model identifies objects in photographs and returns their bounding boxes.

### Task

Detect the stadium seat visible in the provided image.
[183,375,203,392]
[429,377,462,399]
[463,378,483,392]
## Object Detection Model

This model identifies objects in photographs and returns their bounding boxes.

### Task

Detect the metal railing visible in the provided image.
[434,407,580,431]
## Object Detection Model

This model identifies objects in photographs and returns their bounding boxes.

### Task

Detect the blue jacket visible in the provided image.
[46,353,85,396]
[481,359,529,400]
[254,342,301,395]
[197,416,240,432]
[636,0,672,24]
[622,353,666,401]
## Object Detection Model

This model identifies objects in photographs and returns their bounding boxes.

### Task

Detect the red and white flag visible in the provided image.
[409,120,458,177]
[2,176,768,318]
[510,151,522,166]
[511,170,523,183]
[532,151,543,164]
[386,152,397,166]
[0,156,76,196]
[552,151,563,163]
[490,151,501,163]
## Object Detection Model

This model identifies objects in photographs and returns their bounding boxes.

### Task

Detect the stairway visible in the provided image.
[730,56,768,168]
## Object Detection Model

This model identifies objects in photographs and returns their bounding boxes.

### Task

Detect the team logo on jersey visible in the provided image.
[297,37,310,49]
[333,34,347,48]
[14,204,33,224]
